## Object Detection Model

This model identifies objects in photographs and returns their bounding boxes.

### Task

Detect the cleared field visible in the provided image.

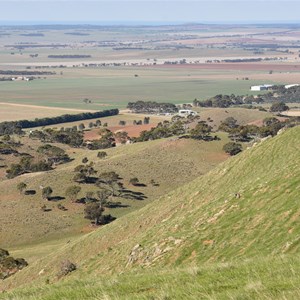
[0,102,92,122]
[281,109,300,116]
[195,107,273,129]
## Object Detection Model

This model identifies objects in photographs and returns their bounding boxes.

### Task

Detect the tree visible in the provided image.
[82,157,88,164]
[78,123,85,131]
[263,117,280,127]
[114,131,128,144]
[96,189,111,203]
[17,182,27,194]
[65,186,81,202]
[73,172,87,184]
[84,202,104,225]
[260,118,283,137]
[223,142,242,156]
[96,172,122,196]
[85,191,94,203]
[219,117,238,132]
[119,120,126,126]
[143,117,150,124]
[98,171,119,184]
[73,163,97,183]
[42,186,53,200]
[97,151,107,159]
[190,122,212,140]
[270,102,289,113]
[84,202,115,225]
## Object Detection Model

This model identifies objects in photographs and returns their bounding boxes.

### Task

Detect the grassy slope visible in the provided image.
[1,126,299,298]
[196,107,273,129]
[0,134,228,247]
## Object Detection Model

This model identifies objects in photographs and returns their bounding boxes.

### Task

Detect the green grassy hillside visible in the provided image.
[1,126,299,299]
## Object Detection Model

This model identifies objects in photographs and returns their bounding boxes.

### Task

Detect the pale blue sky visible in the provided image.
[0,0,300,24]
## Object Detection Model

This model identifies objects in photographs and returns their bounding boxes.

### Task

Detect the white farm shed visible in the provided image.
[285,84,299,89]
[250,84,274,91]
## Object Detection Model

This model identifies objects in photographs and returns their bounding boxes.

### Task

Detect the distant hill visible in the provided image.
[1,126,300,299]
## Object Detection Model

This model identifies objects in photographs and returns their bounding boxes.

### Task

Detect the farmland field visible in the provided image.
[0,24,300,118]
[0,66,286,112]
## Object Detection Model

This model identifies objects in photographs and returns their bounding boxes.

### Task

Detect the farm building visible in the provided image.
[285,84,299,89]
[250,84,274,91]
[178,109,198,117]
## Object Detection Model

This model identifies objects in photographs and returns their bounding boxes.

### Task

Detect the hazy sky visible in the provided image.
[0,0,300,24]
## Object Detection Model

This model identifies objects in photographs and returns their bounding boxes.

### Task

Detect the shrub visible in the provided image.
[223,142,242,156]
[97,151,107,159]
[129,177,139,186]
[58,260,76,277]
[17,182,27,194]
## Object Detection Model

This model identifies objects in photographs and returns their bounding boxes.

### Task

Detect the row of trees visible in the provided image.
[193,86,300,109]
[0,109,118,136]
[219,116,300,143]
[0,70,55,75]
[127,101,178,114]
[17,109,119,129]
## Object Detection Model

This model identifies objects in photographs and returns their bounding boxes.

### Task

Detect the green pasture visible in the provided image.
[0,66,273,110]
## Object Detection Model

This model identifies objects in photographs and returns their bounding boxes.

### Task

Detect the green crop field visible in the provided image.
[0,66,272,112]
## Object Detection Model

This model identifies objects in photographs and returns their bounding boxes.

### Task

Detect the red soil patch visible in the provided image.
[84,130,101,141]
[84,124,156,141]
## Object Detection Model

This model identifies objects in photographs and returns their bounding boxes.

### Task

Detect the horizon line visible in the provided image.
[1,20,300,26]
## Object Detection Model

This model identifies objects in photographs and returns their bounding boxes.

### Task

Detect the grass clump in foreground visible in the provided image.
[2,255,300,299]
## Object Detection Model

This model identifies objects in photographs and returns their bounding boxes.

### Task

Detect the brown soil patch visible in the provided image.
[281,110,300,117]
[84,124,156,140]
[0,102,92,112]
[203,240,214,245]
[80,224,98,234]
[247,116,288,127]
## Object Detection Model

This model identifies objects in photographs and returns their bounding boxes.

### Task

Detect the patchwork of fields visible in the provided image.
[0,66,276,112]
[0,24,300,117]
